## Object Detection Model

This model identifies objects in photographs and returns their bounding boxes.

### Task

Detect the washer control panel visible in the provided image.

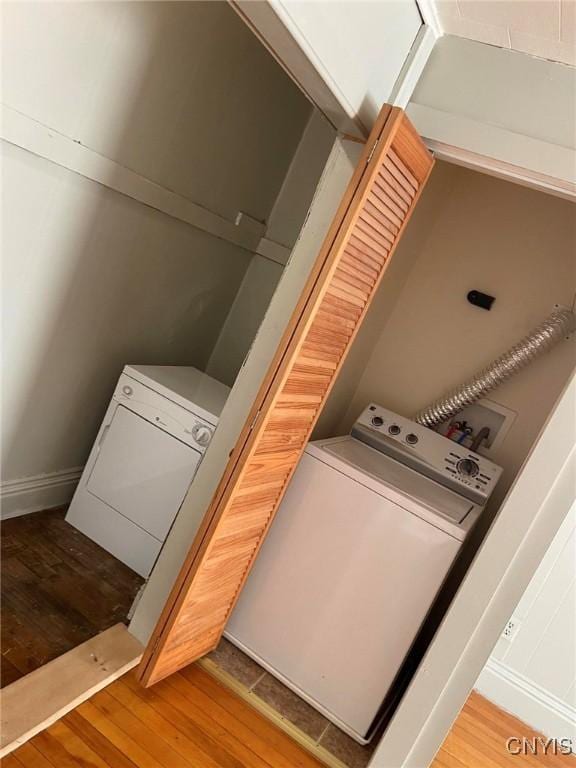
[352,403,503,505]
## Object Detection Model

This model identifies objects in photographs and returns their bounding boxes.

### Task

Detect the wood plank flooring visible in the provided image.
[6,666,575,767]
[6,666,325,768]
[435,691,576,767]
[1,508,144,687]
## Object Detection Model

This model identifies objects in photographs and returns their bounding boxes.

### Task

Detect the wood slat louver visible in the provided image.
[137,106,434,686]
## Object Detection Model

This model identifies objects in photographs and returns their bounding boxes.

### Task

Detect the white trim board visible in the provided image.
[406,103,576,200]
[0,467,82,519]
[415,0,443,37]
[475,658,576,740]
[0,105,291,266]
[389,26,437,110]
[0,624,143,756]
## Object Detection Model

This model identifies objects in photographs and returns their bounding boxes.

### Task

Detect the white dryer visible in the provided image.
[66,365,229,577]
[225,403,502,744]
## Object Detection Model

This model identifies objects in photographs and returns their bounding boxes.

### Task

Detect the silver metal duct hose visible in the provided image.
[415,308,576,428]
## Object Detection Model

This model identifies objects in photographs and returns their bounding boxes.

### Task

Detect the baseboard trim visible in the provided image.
[0,467,83,519]
[475,657,576,740]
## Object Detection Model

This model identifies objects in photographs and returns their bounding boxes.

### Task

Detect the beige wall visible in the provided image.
[1,1,312,489]
[1,142,251,481]
[321,162,576,511]
[2,1,311,224]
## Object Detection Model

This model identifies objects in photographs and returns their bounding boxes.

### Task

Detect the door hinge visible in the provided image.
[367,138,379,164]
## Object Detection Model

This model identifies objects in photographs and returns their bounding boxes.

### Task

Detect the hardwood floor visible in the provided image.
[434,691,576,767]
[5,666,325,768]
[1,508,144,687]
[5,666,575,767]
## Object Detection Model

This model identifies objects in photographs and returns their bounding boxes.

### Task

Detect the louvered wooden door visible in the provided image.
[138,106,434,686]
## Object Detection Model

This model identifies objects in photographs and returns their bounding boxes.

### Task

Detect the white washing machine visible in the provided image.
[225,403,502,744]
[66,365,229,577]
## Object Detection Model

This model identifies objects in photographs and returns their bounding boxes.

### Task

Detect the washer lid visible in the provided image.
[312,437,476,530]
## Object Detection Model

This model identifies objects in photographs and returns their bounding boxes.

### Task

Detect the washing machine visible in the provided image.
[225,403,502,744]
[66,365,229,577]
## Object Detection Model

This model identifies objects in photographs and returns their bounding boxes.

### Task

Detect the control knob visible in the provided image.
[193,424,213,447]
[457,458,479,478]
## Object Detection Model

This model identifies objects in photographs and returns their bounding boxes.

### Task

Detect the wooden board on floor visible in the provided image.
[0,624,143,756]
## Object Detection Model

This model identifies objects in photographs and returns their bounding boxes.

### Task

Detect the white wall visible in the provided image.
[320,162,576,513]
[0,1,313,509]
[411,36,576,150]
[271,0,422,132]
[476,500,576,739]
[207,111,336,385]
[407,36,576,195]
[234,0,424,136]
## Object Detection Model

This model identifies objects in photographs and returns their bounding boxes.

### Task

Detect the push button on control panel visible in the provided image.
[388,424,401,436]
[405,433,419,445]
[371,416,384,427]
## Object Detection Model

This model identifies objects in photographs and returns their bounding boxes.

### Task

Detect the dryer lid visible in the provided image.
[317,438,475,526]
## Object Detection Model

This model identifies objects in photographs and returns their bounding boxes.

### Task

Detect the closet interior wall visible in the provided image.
[317,161,576,515]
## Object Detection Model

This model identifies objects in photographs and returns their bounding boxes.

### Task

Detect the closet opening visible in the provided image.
[1,0,334,699]
[202,159,575,768]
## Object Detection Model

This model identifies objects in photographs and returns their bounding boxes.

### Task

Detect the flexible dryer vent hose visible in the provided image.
[415,308,576,428]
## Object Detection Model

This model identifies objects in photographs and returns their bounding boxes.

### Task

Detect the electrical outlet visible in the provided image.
[502,617,521,642]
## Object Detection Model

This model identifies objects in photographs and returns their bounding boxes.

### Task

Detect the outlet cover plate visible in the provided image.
[502,617,521,642]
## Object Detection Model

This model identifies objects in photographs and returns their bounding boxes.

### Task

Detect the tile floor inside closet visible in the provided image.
[1,508,143,687]
[206,638,379,768]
